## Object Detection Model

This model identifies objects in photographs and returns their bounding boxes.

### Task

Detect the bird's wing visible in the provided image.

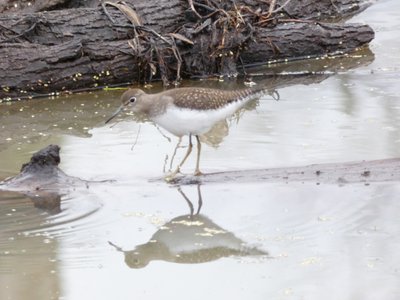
[165,87,251,110]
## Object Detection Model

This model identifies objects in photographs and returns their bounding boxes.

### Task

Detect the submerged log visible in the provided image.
[2,144,399,191]
[0,144,88,191]
[0,144,112,213]
[170,158,400,185]
[0,0,375,100]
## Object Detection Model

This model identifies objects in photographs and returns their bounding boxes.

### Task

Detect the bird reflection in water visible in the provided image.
[109,185,268,268]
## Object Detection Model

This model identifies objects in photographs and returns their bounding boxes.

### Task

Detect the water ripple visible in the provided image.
[0,190,105,270]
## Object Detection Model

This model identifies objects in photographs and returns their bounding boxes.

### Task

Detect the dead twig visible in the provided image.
[188,0,203,19]
[130,124,141,151]
[271,0,292,14]
[101,1,116,23]
[1,18,37,43]
[266,0,277,19]
[169,39,183,82]
[104,1,142,25]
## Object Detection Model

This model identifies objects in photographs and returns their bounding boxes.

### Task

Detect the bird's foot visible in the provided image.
[164,168,181,182]
[164,173,177,183]
[193,170,203,176]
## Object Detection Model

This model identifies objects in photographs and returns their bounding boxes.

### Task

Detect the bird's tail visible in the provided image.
[235,86,280,104]
[240,244,269,256]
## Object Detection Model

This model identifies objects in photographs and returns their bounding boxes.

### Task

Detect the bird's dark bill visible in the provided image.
[105,106,124,124]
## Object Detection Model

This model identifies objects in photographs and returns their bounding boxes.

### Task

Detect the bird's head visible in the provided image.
[105,88,146,124]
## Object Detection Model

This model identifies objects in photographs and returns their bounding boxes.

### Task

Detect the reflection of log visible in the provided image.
[29,192,62,214]
[0,0,374,100]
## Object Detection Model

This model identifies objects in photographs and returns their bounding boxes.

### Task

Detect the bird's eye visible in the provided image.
[129,97,136,103]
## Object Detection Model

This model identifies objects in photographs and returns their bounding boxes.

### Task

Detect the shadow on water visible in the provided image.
[109,185,268,269]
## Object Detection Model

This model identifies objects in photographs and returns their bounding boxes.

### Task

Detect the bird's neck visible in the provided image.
[140,94,170,118]
[135,241,173,261]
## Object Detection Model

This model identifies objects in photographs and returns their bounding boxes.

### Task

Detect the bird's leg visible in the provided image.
[177,186,195,216]
[194,135,203,176]
[169,134,193,177]
[169,136,182,172]
[177,134,193,170]
[196,184,203,214]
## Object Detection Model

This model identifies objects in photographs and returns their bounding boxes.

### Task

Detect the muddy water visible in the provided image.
[1,1,400,299]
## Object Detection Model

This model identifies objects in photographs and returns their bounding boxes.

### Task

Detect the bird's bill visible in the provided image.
[105,105,124,124]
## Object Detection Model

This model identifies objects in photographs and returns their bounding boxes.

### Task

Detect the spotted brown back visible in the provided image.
[161,87,259,110]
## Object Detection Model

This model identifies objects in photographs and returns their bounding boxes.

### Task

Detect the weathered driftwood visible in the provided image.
[0,0,375,100]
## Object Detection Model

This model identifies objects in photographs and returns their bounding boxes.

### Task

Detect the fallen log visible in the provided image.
[0,0,375,100]
[0,0,374,21]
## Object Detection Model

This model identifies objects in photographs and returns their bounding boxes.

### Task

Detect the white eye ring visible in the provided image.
[129,97,136,103]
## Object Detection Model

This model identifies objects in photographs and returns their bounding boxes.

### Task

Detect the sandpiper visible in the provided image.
[105,86,272,178]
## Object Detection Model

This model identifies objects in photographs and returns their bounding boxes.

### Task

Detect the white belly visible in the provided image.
[152,101,245,136]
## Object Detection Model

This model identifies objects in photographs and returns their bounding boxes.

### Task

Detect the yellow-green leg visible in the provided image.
[194,135,203,176]
[169,136,182,171]
[166,134,193,180]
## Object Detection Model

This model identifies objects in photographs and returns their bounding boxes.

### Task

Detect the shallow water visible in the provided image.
[1,1,400,299]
